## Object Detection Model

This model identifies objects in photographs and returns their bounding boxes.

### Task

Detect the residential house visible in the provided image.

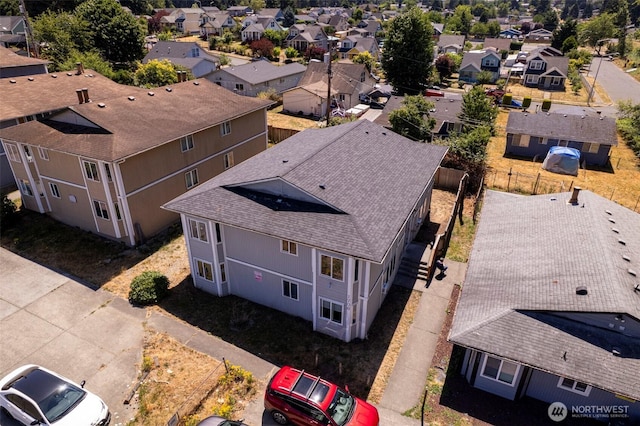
[374,94,464,139]
[241,16,284,42]
[200,12,236,38]
[282,62,376,117]
[458,50,501,84]
[258,8,285,22]
[318,14,350,32]
[0,76,271,246]
[161,8,204,35]
[504,110,617,166]
[482,37,512,56]
[143,41,220,78]
[338,36,380,60]
[355,20,383,38]
[286,24,329,53]
[449,188,640,422]
[522,50,568,90]
[437,35,466,54]
[226,6,252,17]
[0,45,49,78]
[163,119,448,342]
[499,28,522,39]
[295,15,317,24]
[0,15,26,47]
[431,23,444,40]
[525,27,553,42]
[206,61,306,96]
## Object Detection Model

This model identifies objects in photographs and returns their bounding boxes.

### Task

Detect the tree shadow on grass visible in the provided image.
[158,275,414,398]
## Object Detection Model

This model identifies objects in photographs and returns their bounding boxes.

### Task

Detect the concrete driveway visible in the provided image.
[0,248,145,426]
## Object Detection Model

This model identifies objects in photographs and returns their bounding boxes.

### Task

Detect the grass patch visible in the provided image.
[267,105,321,131]
[446,207,477,263]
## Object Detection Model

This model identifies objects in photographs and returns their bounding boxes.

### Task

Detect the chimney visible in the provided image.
[76,89,84,104]
[569,186,581,205]
[81,88,90,103]
[76,62,85,75]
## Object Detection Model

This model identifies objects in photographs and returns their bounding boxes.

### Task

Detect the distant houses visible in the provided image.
[206,60,306,97]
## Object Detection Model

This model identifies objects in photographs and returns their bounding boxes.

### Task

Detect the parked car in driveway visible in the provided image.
[0,365,110,426]
[264,366,379,426]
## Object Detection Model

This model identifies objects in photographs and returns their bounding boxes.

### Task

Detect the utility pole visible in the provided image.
[325,47,333,126]
[19,0,38,58]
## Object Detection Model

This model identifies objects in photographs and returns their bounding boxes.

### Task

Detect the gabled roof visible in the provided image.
[437,34,465,50]
[431,22,444,34]
[374,95,463,134]
[297,62,368,94]
[459,51,499,71]
[0,79,270,162]
[213,61,306,85]
[0,15,23,33]
[506,111,616,145]
[449,189,640,400]
[258,8,283,18]
[143,41,219,64]
[163,120,447,262]
[483,37,512,52]
[0,46,50,72]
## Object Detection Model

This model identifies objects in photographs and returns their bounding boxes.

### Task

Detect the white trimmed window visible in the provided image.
[321,255,344,280]
[529,60,543,70]
[583,143,599,154]
[557,377,592,396]
[320,298,343,324]
[38,147,49,160]
[281,240,297,255]
[481,355,520,386]
[188,218,208,242]
[93,200,109,219]
[185,169,199,189]
[195,259,213,281]
[19,180,33,196]
[221,121,231,136]
[224,152,234,169]
[5,144,21,162]
[551,76,562,85]
[104,164,112,182]
[84,161,100,181]
[49,183,60,198]
[282,279,299,300]
[180,135,194,152]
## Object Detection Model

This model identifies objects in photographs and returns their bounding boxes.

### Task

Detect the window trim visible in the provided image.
[557,377,592,396]
[84,161,100,182]
[221,121,231,136]
[49,182,60,198]
[320,254,344,281]
[185,169,199,189]
[19,180,33,196]
[224,152,234,169]
[180,135,194,152]
[282,279,299,301]
[195,258,214,282]
[5,143,21,163]
[281,240,298,256]
[188,218,209,243]
[38,146,49,161]
[480,354,520,386]
[93,200,109,220]
[319,297,343,325]
[583,142,599,154]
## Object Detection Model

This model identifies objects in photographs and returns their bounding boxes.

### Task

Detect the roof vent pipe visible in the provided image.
[76,62,84,75]
[569,186,581,205]
[76,89,84,104]
[81,88,90,103]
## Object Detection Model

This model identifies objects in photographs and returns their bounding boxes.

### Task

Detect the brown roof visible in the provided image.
[0,78,271,162]
[0,45,50,70]
[0,70,131,122]
[298,61,367,94]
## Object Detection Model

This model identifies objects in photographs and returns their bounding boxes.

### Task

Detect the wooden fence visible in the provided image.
[268,125,299,144]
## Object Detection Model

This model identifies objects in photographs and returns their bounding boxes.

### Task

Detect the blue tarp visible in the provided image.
[542,146,580,176]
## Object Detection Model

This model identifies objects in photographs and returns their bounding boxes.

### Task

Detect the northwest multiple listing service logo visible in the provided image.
[548,402,630,422]
[548,402,568,422]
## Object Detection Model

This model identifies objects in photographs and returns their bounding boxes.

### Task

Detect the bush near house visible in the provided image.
[129,270,169,305]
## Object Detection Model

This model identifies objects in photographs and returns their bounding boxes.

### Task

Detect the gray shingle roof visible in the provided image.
[298,62,367,94]
[506,111,617,146]
[164,119,447,262]
[216,61,306,85]
[449,189,640,400]
[0,78,270,162]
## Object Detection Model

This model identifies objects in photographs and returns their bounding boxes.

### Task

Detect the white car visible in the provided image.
[0,365,110,425]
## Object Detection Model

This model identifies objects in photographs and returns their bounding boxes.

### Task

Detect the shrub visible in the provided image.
[128,271,169,305]
[522,97,532,109]
[502,93,512,106]
[541,99,552,112]
[1,194,17,226]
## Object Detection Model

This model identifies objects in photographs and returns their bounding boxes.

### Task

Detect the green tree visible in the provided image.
[562,35,578,53]
[552,19,577,51]
[459,85,498,131]
[389,95,436,141]
[59,50,115,77]
[446,5,473,34]
[263,28,288,47]
[381,7,434,95]
[32,10,92,70]
[250,0,266,12]
[617,100,640,155]
[352,51,375,72]
[134,59,179,87]
[282,6,295,27]
[542,9,559,31]
[75,0,145,64]
[579,13,616,54]
[353,8,363,21]
[475,70,494,85]
[0,0,19,15]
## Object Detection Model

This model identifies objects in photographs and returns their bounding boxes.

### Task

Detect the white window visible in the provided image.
[84,161,99,181]
[5,143,21,162]
[195,259,213,281]
[185,169,199,188]
[481,355,520,386]
[104,164,112,182]
[320,298,343,324]
[180,135,194,152]
[557,377,592,396]
[551,76,562,85]
[221,121,231,136]
[38,147,49,160]
[320,255,344,281]
[282,279,299,300]
[529,60,543,70]
[583,143,599,154]
[19,180,33,196]
[188,218,208,242]
[49,183,60,198]
[281,240,297,255]
[93,200,109,219]
[526,74,538,84]
[224,152,234,169]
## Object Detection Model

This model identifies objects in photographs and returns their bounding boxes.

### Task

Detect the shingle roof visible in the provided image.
[143,41,219,65]
[0,79,271,162]
[449,189,640,400]
[0,46,50,70]
[298,62,367,94]
[217,61,306,85]
[374,95,462,134]
[437,34,465,50]
[506,111,617,146]
[164,119,447,262]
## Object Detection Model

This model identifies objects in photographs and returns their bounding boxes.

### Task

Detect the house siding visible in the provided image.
[473,352,526,400]
[505,133,611,166]
[526,369,640,420]
[283,88,325,117]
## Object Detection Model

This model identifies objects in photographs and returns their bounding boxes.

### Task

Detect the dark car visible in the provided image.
[264,366,379,426]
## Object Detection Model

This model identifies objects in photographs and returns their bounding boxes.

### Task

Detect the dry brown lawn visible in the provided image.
[267,105,321,131]
[487,110,640,212]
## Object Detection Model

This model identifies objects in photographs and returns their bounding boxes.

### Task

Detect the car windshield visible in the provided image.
[39,382,86,422]
[327,388,355,426]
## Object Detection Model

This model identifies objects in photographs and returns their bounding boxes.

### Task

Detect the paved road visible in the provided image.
[587,57,640,105]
